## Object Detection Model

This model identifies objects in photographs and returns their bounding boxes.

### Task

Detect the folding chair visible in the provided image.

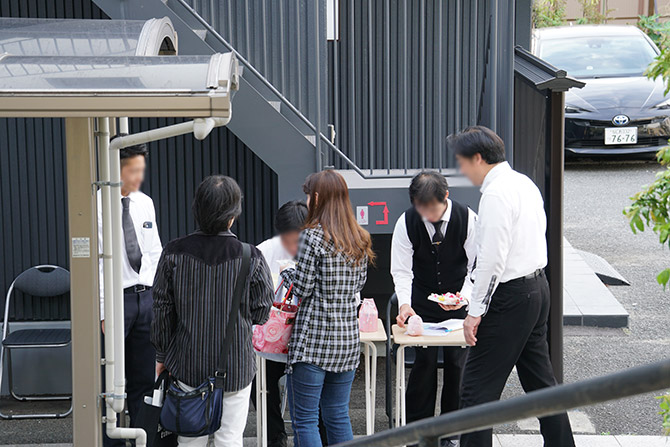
[385,293,445,428]
[0,265,72,419]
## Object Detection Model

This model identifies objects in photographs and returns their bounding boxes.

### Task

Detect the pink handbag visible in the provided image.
[252,280,299,355]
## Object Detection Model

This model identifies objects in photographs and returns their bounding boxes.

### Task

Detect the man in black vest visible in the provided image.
[391,171,477,445]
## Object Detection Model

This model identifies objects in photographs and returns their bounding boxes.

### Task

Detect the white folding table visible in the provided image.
[391,324,468,427]
[359,319,388,435]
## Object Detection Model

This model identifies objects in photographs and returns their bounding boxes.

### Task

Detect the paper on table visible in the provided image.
[420,319,465,337]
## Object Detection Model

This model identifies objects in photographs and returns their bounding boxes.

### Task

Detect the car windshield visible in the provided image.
[538,34,657,78]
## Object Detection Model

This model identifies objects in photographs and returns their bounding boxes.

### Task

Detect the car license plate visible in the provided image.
[604,127,637,145]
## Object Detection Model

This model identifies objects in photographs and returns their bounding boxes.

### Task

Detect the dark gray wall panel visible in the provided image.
[182,0,328,132]
[327,0,491,171]
[0,0,280,321]
[0,118,71,321]
[0,116,278,321]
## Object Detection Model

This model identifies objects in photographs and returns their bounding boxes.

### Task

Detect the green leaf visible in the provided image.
[635,215,645,232]
[657,269,670,289]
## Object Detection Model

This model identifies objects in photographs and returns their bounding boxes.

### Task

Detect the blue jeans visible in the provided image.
[287,362,356,447]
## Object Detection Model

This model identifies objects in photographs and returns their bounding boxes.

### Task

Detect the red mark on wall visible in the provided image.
[367,201,389,225]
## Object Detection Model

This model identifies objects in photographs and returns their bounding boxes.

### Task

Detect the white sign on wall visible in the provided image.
[71,237,91,258]
[356,206,369,226]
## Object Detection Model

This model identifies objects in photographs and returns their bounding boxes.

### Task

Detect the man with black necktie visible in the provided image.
[390,171,477,446]
[97,139,163,446]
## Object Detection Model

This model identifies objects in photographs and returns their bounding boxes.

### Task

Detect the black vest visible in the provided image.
[406,201,470,322]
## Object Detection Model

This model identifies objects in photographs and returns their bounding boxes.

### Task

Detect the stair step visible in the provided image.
[268,101,281,113]
[193,28,207,40]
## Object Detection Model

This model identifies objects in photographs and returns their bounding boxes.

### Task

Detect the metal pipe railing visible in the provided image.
[335,358,670,447]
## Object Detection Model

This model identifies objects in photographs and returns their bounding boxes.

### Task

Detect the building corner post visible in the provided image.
[548,91,565,383]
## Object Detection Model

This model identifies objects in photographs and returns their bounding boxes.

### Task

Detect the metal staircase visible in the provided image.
[92,0,485,234]
[92,0,336,203]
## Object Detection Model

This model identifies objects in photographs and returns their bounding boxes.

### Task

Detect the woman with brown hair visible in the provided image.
[285,170,374,446]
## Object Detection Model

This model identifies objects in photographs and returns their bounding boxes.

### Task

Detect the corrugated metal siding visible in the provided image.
[0,118,71,321]
[0,0,107,19]
[0,117,278,321]
[327,0,492,171]
[0,2,280,321]
[182,0,328,131]
[134,118,278,244]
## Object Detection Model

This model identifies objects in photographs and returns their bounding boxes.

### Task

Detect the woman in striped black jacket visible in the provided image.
[151,175,274,447]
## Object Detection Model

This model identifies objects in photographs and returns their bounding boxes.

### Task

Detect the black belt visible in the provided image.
[504,268,544,284]
[124,284,151,294]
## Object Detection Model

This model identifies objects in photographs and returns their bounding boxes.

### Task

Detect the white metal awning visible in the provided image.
[0,17,177,57]
[0,53,240,118]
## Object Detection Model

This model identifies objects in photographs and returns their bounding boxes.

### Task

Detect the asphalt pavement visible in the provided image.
[557,160,670,436]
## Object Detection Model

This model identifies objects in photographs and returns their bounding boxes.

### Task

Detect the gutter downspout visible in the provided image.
[98,117,147,447]
[101,115,226,441]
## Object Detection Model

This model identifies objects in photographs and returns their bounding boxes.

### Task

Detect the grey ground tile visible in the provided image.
[578,304,628,315]
[497,434,544,446]
[563,315,583,325]
[581,315,629,328]
[573,435,623,446]
[615,435,670,447]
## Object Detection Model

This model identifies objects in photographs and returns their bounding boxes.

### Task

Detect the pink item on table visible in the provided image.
[359,298,378,332]
[406,315,424,336]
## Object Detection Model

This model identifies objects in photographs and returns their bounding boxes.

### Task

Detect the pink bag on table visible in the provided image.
[359,298,378,332]
[253,280,299,355]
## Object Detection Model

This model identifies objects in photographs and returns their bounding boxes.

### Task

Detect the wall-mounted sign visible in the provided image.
[71,237,90,258]
[356,206,369,225]
[367,201,389,225]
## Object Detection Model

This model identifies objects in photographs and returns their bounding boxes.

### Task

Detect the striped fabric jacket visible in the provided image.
[151,231,274,391]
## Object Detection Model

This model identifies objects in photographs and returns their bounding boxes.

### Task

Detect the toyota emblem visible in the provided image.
[612,114,630,126]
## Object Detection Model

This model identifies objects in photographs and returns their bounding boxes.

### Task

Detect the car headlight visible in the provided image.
[654,98,670,110]
[565,104,591,114]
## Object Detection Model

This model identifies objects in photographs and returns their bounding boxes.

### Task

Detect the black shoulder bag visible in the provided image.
[160,243,252,437]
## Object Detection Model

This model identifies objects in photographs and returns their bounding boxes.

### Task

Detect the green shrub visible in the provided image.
[638,14,670,49]
[532,0,566,28]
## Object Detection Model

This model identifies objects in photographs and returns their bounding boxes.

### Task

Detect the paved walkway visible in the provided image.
[563,238,629,328]
[495,434,670,446]
[5,434,667,447]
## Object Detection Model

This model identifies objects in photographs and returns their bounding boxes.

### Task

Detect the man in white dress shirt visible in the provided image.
[97,140,163,447]
[390,171,477,443]
[449,126,574,447]
[254,200,308,447]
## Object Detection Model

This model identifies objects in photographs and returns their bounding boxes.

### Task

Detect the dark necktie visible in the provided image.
[432,221,444,245]
[122,197,142,273]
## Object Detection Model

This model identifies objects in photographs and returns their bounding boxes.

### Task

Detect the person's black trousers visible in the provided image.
[103,287,156,447]
[459,273,575,447]
[405,346,467,423]
[251,359,289,444]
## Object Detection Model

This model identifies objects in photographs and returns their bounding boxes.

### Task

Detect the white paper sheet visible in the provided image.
[420,319,465,337]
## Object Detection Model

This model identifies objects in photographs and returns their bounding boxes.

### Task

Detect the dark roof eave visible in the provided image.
[514,45,585,92]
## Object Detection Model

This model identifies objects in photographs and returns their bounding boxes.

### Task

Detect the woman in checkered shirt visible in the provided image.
[285,170,375,446]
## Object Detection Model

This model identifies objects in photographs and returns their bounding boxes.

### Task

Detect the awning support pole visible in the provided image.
[65,118,102,447]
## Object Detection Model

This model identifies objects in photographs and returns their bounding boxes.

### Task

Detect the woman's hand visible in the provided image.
[156,362,166,377]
